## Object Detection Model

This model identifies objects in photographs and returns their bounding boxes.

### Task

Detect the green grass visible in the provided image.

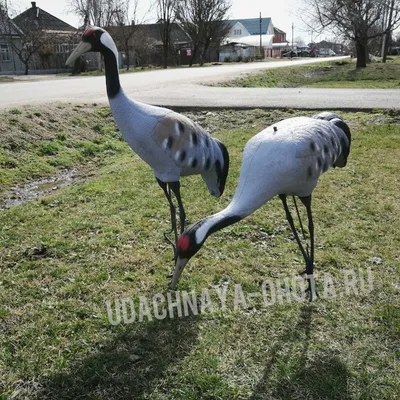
[0,106,399,399]
[218,59,400,89]
[0,104,131,192]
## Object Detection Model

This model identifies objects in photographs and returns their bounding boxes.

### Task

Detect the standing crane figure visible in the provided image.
[66,27,229,252]
[169,112,351,299]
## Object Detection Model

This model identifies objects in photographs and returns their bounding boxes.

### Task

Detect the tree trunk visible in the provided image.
[382,31,391,63]
[163,44,168,69]
[24,63,29,75]
[355,40,368,68]
[199,51,204,66]
[189,46,198,67]
[126,48,130,71]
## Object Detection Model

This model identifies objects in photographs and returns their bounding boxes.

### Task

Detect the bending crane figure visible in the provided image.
[66,27,229,250]
[169,112,351,299]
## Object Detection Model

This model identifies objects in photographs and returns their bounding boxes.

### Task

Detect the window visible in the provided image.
[0,44,11,62]
[233,29,242,35]
[55,44,71,53]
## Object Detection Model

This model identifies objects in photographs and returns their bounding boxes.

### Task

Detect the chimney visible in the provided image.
[31,2,36,8]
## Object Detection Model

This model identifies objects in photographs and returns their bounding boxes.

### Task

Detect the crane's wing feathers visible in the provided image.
[152,112,216,171]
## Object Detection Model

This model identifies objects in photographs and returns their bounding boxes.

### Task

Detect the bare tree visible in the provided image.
[110,0,140,70]
[302,0,400,67]
[132,26,157,66]
[295,36,306,47]
[69,0,123,27]
[175,0,231,66]
[0,0,50,74]
[69,0,125,70]
[381,0,396,62]
[155,0,177,68]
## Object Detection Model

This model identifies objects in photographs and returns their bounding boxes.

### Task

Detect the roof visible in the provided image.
[225,34,274,48]
[13,3,76,33]
[139,23,191,45]
[274,27,285,34]
[108,23,191,46]
[0,5,22,36]
[227,18,272,35]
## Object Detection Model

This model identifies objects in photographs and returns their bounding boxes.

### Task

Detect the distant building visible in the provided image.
[220,18,288,61]
[9,2,78,73]
[311,40,349,55]
[272,27,290,57]
[220,17,275,61]
[107,23,192,68]
[0,6,25,74]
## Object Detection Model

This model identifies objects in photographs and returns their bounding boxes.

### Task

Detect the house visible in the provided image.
[220,18,284,61]
[0,4,25,73]
[108,22,192,68]
[311,40,348,55]
[11,2,78,73]
[272,26,290,57]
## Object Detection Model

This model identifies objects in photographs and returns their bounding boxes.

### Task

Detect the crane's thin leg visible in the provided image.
[169,181,186,234]
[293,196,308,243]
[279,194,309,263]
[300,195,318,301]
[156,178,178,257]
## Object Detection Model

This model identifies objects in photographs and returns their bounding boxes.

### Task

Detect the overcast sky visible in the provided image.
[9,0,330,43]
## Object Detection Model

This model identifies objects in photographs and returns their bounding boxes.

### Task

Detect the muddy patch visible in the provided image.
[0,168,81,210]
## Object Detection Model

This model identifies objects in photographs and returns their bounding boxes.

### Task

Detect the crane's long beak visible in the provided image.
[168,257,188,289]
[66,42,92,66]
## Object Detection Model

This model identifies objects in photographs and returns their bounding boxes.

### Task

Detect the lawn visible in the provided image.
[0,105,399,399]
[218,58,400,89]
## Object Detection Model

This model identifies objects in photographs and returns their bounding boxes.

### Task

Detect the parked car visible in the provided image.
[319,48,337,56]
[282,50,298,58]
[298,50,310,57]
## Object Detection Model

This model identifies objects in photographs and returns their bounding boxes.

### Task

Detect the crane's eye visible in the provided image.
[177,235,190,252]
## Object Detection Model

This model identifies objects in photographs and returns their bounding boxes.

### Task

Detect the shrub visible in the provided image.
[38,142,59,156]
[9,108,22,115]
[55,132,67,141]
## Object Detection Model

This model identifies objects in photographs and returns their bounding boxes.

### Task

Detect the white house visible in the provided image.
[220,18,275,61]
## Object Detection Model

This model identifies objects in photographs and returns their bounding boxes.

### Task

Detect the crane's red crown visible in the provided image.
[177,235,190,252]
[83,27,95,38]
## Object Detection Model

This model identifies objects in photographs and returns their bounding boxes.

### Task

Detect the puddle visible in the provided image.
[0,168,81,210]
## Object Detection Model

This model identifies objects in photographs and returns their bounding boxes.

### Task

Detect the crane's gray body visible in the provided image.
[229,116,350,217]
[109,90,226,192]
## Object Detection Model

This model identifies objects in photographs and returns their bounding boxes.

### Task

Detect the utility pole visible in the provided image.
[259,12,263,59]
[292,23,294,50]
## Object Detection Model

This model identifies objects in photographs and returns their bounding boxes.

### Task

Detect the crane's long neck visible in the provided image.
[194,179,278,245]
[101,44,121,99]
[193,202,250,245]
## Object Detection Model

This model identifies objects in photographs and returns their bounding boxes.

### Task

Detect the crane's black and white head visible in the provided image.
[168,212,241,289]
[201,139,230,198]
[169,221,208,289]
[313,112,352,167]
[66,26,118,66]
